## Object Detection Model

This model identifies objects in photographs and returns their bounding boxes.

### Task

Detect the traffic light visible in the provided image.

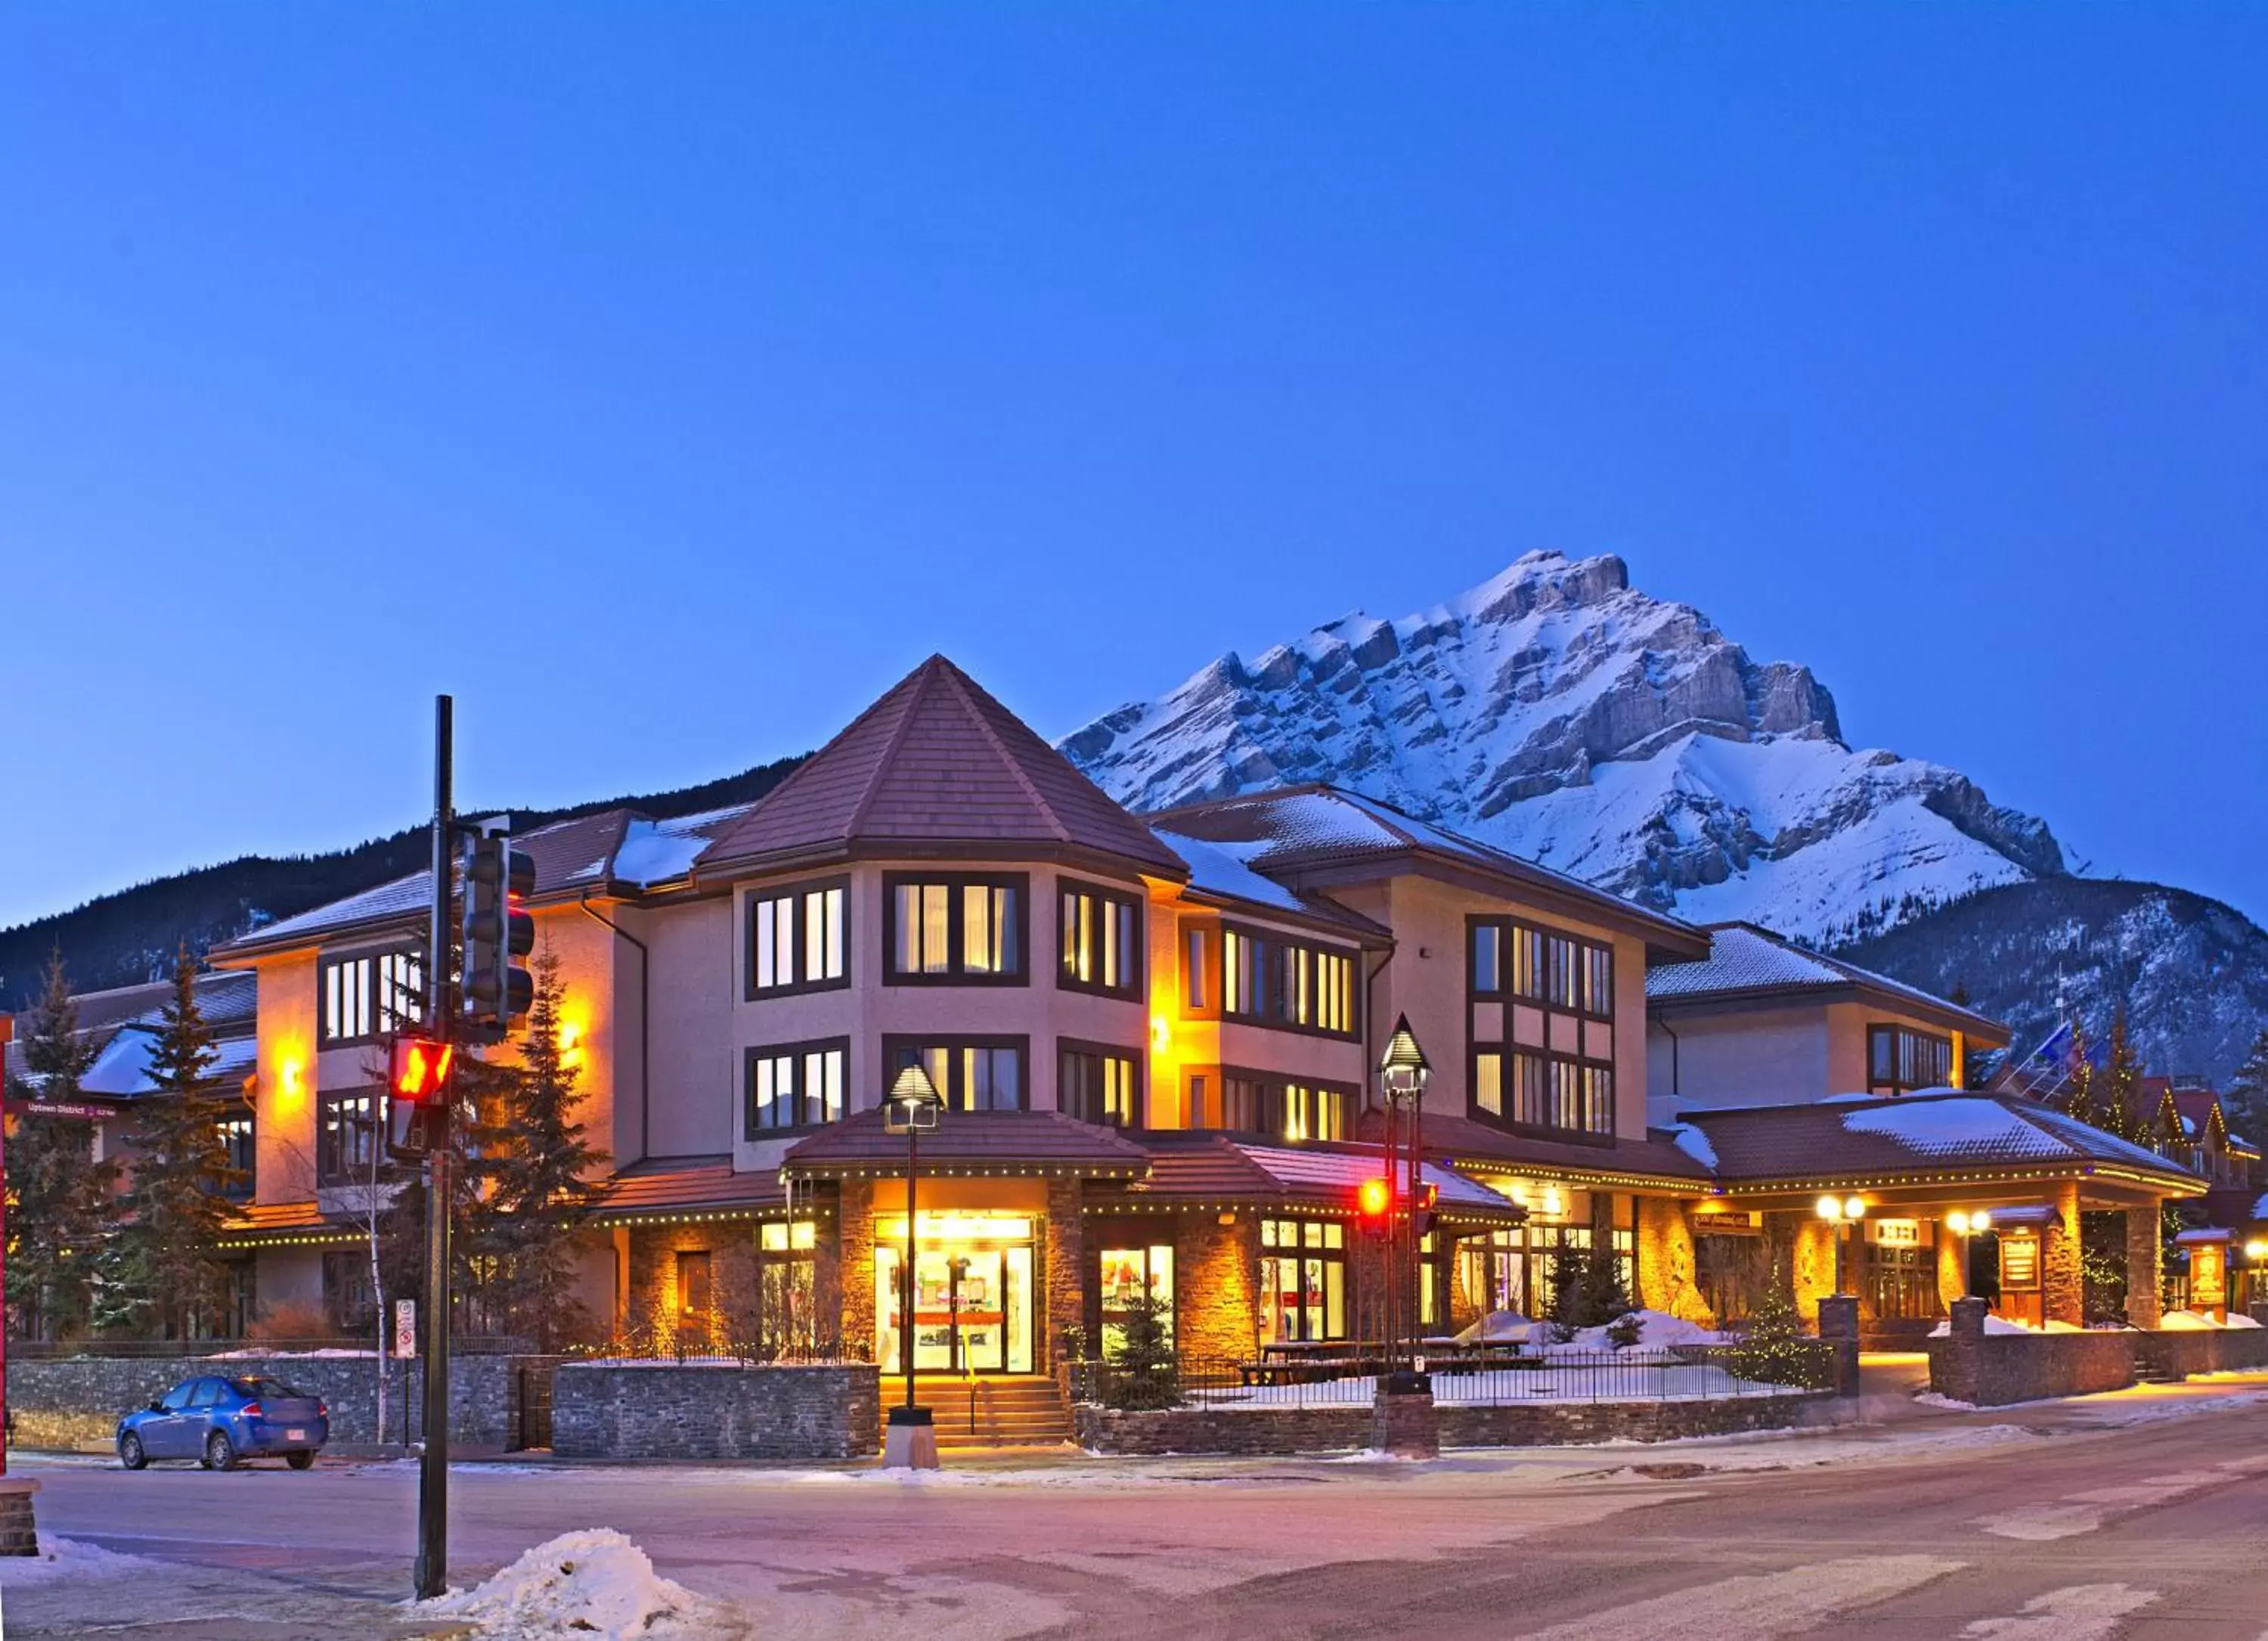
[388,1038,455,1103]
[1357,1177,1392,1238]
[1411,1180,1440,1239]
[460,829,535,1043]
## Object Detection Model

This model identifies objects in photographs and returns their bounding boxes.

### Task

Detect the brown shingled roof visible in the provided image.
[779,1106,1151,1177]
[696,656,1188,879]
[590,1156,788,1221]
[1383,1109,1715,1187]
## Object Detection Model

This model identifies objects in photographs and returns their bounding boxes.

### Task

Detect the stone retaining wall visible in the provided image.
[550,1363,879,1461]
[1925,1332,2135,1406]
[2130,1327,2268,1382]
[7,1354,562,1453]
[1076,1391,1830,1456]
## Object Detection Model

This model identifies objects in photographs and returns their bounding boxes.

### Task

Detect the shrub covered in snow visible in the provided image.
[413,1528,723,1640]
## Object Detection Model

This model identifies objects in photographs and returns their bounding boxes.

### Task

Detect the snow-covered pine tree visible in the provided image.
[4,953,121,1339]
[469,948,604,1348]
[2224,1029,2268,1147]
[101,945,242,1338]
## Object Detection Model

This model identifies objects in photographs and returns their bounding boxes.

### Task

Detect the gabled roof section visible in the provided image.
[696,656,1188,881]
[1146,784,1707,960]
[1676,1089,2200,1192]
[1645,922,2009,1045]
[1149,830,1390,941]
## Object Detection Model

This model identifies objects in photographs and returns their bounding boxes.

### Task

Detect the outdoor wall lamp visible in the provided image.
[1947,1209,1994,1301]
[1815,1196,1866,1296]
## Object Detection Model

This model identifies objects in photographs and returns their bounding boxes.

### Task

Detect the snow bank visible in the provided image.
[1450,1310,1539,1346]
[2158,1310,2261,1331]
[413,1529,720,1640]
[1927,1314,2036,1338]
[0,1535,152,1586]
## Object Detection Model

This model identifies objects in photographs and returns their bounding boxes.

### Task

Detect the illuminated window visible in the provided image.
[1058,881,1142,997]
[1059,1043,1141,1128]
[886,874,1024,983]
[745,1038,848,1135]
[1259,1218,1347,1342]
[318,945,423,1046]
[317,1088,388,1183]
[1220,926,1358,1038]
[1867,1025,1953,1096]
[886,1036,1027,1112]
[216,1113,256,1199]
[1472,1047,1613,1138]
[748,879,847,996]
[1185,1071,1351,1142]
[1281,1082,1348,1143]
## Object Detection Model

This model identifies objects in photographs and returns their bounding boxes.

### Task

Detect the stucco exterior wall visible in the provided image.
[250,951,320,1205]
[638,895,736,1161]
[1647,1006,1832,1125]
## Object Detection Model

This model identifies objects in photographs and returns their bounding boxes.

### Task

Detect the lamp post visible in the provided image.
[1947,1210,1994,1302]
[1814,1194,1866,1296]
[1377,1016,1430,1383]
[881,1064,942,1469]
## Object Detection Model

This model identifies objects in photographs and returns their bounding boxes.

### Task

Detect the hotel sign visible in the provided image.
[1872,1219,1921,1248]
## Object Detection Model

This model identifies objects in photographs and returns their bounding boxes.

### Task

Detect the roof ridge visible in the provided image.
[938,661,1073,844]
[840,660,937,840]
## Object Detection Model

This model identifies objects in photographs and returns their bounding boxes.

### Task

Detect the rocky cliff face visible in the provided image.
[1064,551,2067,945]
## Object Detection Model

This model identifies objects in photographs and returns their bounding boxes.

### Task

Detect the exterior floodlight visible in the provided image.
[1816,1194,1842,1221]
[1843,1196,1867,1221]
[1378,1015,1431,1100]
[1972,1210,1993,1233]
[2247,1239,2268,1262]
[1947,1211,1970,1236]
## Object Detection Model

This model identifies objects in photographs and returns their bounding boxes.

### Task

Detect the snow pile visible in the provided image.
[2158,1310,2260,1331]
[1451,1310,1539,1346]
[414,1529,719,1640]
[0,1536,150,1587]
[1926,1314,2036,1337]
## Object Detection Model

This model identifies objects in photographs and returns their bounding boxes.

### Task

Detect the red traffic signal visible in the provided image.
[1412,1180,1440,1237]
[1357,1176,1392,1237]
[389,1038,455,1103]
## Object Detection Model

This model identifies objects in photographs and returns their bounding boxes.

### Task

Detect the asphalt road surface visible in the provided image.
[5,1385,2268,1639]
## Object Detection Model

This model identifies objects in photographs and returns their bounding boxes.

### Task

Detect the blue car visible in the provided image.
[116,1375,329,1471]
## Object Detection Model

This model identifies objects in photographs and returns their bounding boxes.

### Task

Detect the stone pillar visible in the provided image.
[1936,1225,1969,1313]
[1816,1294,1861,1398]
[1371,1380,1439,1458]
[1045,1178,1085,1370]
[0,1480,38,1557]
[1636,1198,1710,1325]
[1767,1212,1839,1329]
[1176,1211,1258,1366]
[838,1178,875,1362]
[2043,1180,2084,1328]
[2124,1207,2164,1330]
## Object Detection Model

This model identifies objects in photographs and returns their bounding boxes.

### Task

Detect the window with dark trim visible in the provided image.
[1219,925,1358,1038]
[1470,1047,1614,1138]
[1867,1025,1952,1096]
[884,873,1027,985]
[217,1113,255,1199]
[1467,915,1614,1020]
[885,1035,1029,1112]
[745,1038,849,1137]
[1184,1068,1352,1143]
[748,878,848,997]
[1058,1041,1141,1128]
[322,1250,376,1333]
[318,945,424,1046]
[1259,1217,1347,1343]
[1058,879,1142,997]
[317,1088,387,1184]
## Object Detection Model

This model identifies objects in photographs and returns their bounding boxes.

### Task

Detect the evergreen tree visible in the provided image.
[98,946,243,1337]
[2224,1028,2268,1146]
[1102,1290,1179,1410]
[467,949,604,1348]
[4,954,121,1339]
[1727,1270,1823,1388]
[2059,1022,2097,1128]
[2094,1010,2146,1143]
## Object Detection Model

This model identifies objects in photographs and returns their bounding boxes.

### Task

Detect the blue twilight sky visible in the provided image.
[2,5,2263,932]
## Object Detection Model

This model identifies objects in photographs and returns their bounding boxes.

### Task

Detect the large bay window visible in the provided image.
[1215,926,1357,1038]
[748,879,847,996]
[1470,913,1618,1140]
[1058,879,1142,997]
[1470,916,1613,1019]
[1185,1069,1352,1144]
[885,873,1026,984]
[745,1038,848,1136]
[1472,1047,1614,1138]
[318,945,423,1046]
[886,1035,1028,1112]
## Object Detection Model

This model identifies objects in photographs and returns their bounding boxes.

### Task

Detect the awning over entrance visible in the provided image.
[1093,1132,1526,1227]
[780,1107,1151,1182]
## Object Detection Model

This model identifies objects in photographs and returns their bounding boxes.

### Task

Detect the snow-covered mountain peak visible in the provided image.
[1061,554,2065,945]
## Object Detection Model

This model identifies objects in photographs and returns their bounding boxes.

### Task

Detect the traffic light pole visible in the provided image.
[414,694,454,1602]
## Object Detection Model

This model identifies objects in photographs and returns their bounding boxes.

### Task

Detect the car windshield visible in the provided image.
[228,1378,304,1401]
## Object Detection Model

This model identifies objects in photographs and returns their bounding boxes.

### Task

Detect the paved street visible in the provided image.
[5,1381,2268,1639]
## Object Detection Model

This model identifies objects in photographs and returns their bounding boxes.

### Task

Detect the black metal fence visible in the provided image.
[1074,1343,1836,1412]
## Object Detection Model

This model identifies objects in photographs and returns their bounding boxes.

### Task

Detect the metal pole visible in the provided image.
[1381,1097,1399,1372]
[1408,1089,1424,1364]
[903,1122,919,1411]
[414,695,453,1602]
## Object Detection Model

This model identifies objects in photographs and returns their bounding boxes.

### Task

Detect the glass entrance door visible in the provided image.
[875,1219,1036,1374]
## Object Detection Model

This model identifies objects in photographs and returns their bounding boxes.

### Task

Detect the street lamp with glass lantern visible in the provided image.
[1814,1194,1866,1296]
[881,1064,943,1469]
[1377,1016,1430,1382]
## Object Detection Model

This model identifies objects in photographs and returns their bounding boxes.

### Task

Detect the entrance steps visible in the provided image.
[884,1375,1074,1450]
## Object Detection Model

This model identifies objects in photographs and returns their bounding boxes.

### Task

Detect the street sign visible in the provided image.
[394,1300,417,1360]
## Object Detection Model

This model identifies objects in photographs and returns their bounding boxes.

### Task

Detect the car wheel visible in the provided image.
[203,1430,237,1472]
[119,1432,147,1471]
[287,1450,314,1471]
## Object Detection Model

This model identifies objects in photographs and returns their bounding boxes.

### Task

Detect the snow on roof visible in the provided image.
[1230,1142,1509,1211]
[610,802,758,887]
[2254,1191,2268,1222]
[1664,1123,1718,1171]
[1842,1100,2045,1158]
[82,1029,257,1099]
[1148,828,1382,936]
[1644,922,2003,1038]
